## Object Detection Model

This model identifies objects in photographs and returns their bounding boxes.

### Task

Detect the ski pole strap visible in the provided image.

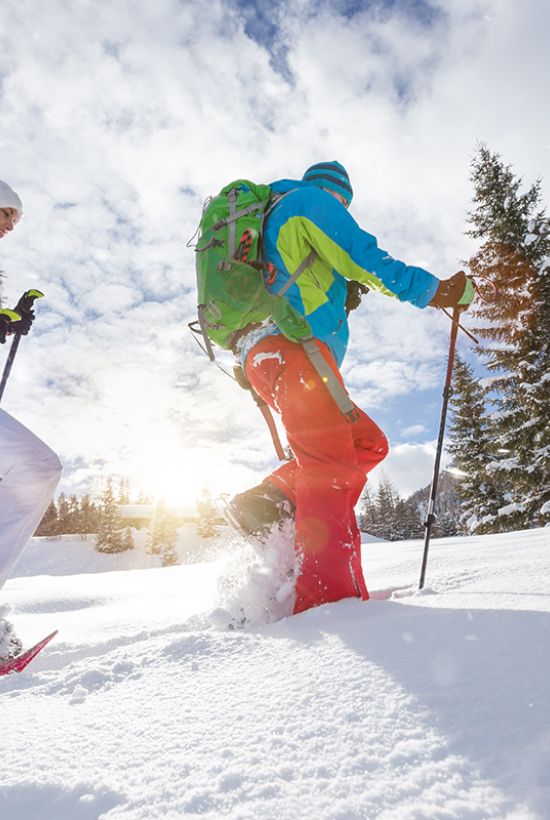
[301,338,359,423]
[472,274,498,303]
[440,307,480,345]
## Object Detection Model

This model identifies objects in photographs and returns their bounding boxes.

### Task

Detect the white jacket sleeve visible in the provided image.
[0,409,62,589]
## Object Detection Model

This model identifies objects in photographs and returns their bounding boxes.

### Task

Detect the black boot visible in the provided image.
[224,481,295,544]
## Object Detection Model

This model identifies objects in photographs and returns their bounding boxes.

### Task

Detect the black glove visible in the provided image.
[10,303,35,336]
[345,281,370,315]
[429,271,475,310]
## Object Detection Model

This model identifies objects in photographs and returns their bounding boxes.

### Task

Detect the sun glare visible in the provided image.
[130,454,250,508]
[138,463,206,508]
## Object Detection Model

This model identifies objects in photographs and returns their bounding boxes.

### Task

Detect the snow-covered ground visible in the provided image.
[2,526,550,820]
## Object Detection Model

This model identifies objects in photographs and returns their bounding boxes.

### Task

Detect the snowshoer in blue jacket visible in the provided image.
[229,161,473,616]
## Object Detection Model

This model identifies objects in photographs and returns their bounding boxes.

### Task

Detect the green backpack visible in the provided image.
[189,179,312,359]
[189,179,359,444]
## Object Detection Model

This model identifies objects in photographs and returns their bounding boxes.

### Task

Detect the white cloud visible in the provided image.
[401,424,429,438]
[0,0,547,499]
[367,440,451,499]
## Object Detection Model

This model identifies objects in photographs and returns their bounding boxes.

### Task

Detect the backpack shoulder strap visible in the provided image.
[301,338,360,423]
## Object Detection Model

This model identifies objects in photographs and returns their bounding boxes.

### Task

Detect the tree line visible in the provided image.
[35,477,150,538]
[34,480,222,565]
[358,472,461,541]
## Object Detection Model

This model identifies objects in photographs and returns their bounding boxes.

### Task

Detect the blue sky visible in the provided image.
[1,0,549,503]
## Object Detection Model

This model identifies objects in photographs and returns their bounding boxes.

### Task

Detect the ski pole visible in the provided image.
[0,289,44,404]
[418,305,461,590]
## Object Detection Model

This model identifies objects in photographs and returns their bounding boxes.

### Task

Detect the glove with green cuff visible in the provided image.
[429,271,474,310]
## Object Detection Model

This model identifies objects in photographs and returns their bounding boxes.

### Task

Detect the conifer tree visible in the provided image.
[395,497,424,539]
[96,478,126,553]
[196,487,219,538]
[122,526,135,552]
[78,495,97,537]
[375,476,402,541]
[67,494,81,534]
[447,355,506,533]
[56,493,71,534]
[35,499,59,536]
[361,472,462,541]
[358,487,378,534]
[147,500,179,565]
[117,478,131,504]
[467,146,550,528]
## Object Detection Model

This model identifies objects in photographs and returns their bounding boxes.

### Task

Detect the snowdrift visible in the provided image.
[1,527,549,819]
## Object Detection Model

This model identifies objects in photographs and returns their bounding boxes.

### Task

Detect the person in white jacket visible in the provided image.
[0,180,62,660]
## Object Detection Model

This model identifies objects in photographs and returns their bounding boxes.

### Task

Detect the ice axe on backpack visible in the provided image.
[0,289,44,404]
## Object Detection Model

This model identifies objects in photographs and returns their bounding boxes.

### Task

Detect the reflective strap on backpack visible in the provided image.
[301,338,360,423]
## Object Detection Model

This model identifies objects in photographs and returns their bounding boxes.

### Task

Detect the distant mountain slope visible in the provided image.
[407,470,464,537]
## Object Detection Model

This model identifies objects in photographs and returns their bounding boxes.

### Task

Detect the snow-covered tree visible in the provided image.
[196,486,219,538]
[359,477,423,541]
[358,487,378,534]
[395,497,424,540]
[117,478,131,504]
[447,355,506,533]
[404,472,463,538]
[78,494,100,537]
[467,146,550,528]
[121,526,135,553]
[96,479,127,553]
[375,477,402,541]
[148,500,179,566]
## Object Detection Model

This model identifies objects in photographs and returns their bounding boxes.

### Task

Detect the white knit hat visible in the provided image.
[0,180,23,223]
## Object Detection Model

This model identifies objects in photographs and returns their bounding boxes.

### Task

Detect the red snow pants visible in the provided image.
[245,335,389,615]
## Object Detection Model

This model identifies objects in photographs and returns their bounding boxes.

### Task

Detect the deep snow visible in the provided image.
[1,526,549,820]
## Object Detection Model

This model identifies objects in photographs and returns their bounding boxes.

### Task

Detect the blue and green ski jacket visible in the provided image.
[242,178,440,369]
